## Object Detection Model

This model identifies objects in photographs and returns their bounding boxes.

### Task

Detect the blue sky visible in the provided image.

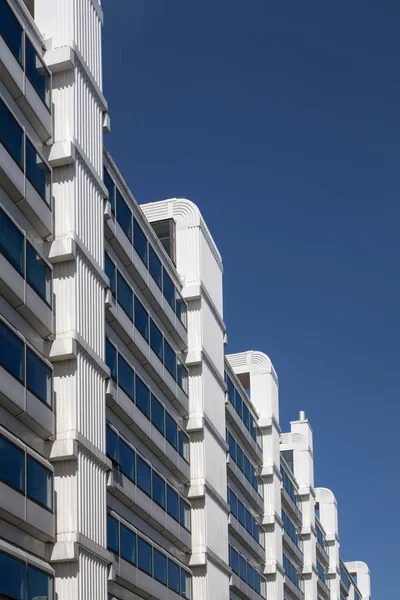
[102,1,399,595]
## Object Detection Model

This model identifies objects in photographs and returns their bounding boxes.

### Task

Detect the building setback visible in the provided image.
[0,1,371,600]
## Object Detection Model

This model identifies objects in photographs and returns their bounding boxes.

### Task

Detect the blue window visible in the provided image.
[26,348,52,406]
[167,485,179,521]
[26,243,51,304]
[116,189,132,240]
[119,439,135,482]
[107,514,119,553]
[137,455,151,497]
[0,320,24,382]
[149,245,162,289]
[227,431,236,462]
[138,537,152,575]
[134,296,149,341]
[180,498,191,531]
[235,389,243,419]
[163,339,176,379]
[104,253,116,296]
[167,559,180,594]
[181,570,192,600]
[175,293,187,327]
[229,546,239,575]
[28,564,53,600]
[106,425,119,464]
[236,445,244,472]
[151,394,165,435]
[239,555,247,581]
[254,571,261,594]
[26,139,51,204]
[25,37,50,107]
[133,218,148,266]
[229,488,237,518]
[152,470,165,509]
[177,358,188,393]
[105,339,117,381]
[242,403,250,430]
[0,0,23,64]
[0,96,23,169]
[163,269,175,309]
[243,455,251,481]
[0,551,26,600]
[117,354,134,399]
[317,560,326,583]
[245,509,253,535]
[247,564,254,588]
[154,549,167,585]
[135,375,150,418]
[117,272,133,319]
[0,208,24,274]
[178,429,189,462]
[237,499,245,526]
[120,524,136,565]
[27,456,52,510]
[226,375,235,405]
[104,168,115,213]
[166,412,177,450]
[150,318,163,361]
[0,433,24,492]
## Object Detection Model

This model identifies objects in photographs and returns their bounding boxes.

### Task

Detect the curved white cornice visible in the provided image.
[345,561,370,575]
[315,487,337,506]
[226,350,279,383]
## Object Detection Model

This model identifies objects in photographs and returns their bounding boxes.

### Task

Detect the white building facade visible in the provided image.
[0,2,371,600]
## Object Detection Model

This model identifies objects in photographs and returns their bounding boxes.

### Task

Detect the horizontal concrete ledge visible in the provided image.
[47,236,76,264]
[47,140,76,167]
[50,533,111,564]
[44,46,74,73]
[49,336,77,362]
[46,430,111,470]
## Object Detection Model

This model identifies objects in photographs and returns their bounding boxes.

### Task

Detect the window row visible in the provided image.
[0,549,53,600]
[106,339,189,462]
[316,523,326,549]
[105,256,188,393]
[226,429,262,496]
[317,560,326,584]
[282,509,300,547]
[283,554,302,590]
[0,0,51,107]
[229,545,264,596]
[0,432,53,510]
[0,207,52,304]
[107,425,190,531]
[107,514,191,598]
[0,97,51,204]
[340,563,351,589]
[227,486,264,547]
[280,464,298,507]
[0,319,52,407]
[103,171,187,327]
[225,371,261,447]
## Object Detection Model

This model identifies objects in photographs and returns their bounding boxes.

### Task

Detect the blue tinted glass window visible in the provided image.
[150,319,163,361]
[0,321,24,382]
[27,456,52,510]
[229,547,239,575]
[0,434,24,492]
[178,429,189,462]
[149,245,162,289]
[163,340,176,379]
[152,470,165,509]
[237,500,245,526]
[167,559,180,594]
[28,565,53,600]
[104,168,115,213]
[235,390,243,418]
[138,537,152,575]
[236,445,244,472]
[117,272,133,319]
[26,139,51,204]
[26,348,52,406]
[0,97,23,168]
[175,294,187,327]
[227,431,236,462]
[167,485,179,521]
[239,555,247,581]
[120,524,136,565]
[119,439,135,482]
[226,375,235,405]
[116,190,132,240]
[154,549,167,585]
[0,551,26,600]
[26,243,51,304]
[151,395,164,435]
[105,339,117,381]
[0,0,23,63]
[134,296,149,341]
[137,455,151,496]
[243,455,251,481]
[229,489,237,518]
[25,37,50,107]
[180,498,191,531]
[133,218,148,266]
[245,509,253,534]
[163,269,175,309]
[166,412,177,449]
[106,425,119,464]
[254,572,261,594]
[107,514,119,553]
[247,564,254,588]
[104,253,116,296]
[177,358,188,394]
[181,570,192,600]
[135,375,150,418]
[242,403,250,430]
[0,208,24,274]
[117,354,134,399]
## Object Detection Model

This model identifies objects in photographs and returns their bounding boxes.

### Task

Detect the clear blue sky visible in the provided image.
[102,1,399,596]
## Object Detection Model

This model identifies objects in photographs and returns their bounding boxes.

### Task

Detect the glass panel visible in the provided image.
[236,445,244,472]
[162,269,175,309]
[229,547,239,575]
[26,139,51,204]
[242,403,250,430]
[26,348,52,406]
[0,97,23,168]
[28,565,53,600]
[237,500,245,526]
[181,570,192,599]
[25,37,50,107]
[247,564,254,589]
[136,455,151,496]
[119,439,135,482]
[235,389,243,419]
[227,431,236,462]
[239,555,247,581]
[0,433,24,492]
[177,358,188,394]
[167,485,179,521]
[103,168,115,213]
[165,412,177,450]
[151,395,164,435]
[180,498,191,531]
[120,524,136,565]
[117,272,133,319]
[152,470,165,509]
[134,296,149,341]
[175,293,187,327]
[167,559,180,594]
[105,339,117,381]
[154,549,167,585]
[116,189,132,240]
[138,537,152,575]
[178,429,189,462]
[226,375,235,405]
[0,0,23,63]
[243,455,251,481]
[106,425,119,464]
[254,572,261,594]
[135,375,150,418]
[150,319,163,361]
[104,253,116,296]
[229,489,237,518]
[0,208,24,273]
[27,456,52,509]
[245,509,253,534]
[163,339,176,379]
[0,551,26,599]
[107,514,119,552]
[149,245,162,289]
[26,243,51,304]
[0,320,24,382]
[117,354,134,399]
[133,218,148,266]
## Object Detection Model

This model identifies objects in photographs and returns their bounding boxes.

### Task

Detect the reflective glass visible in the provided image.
[236,445,244,472]
[120,524,136,565]
[26,243,51,304]
[26,139,51,204]
[242,403,250,430]
[152,470,165,509]
[107,514,119,553]
[106,425,119,464]
[138,537,152,575]
[150,319,163,361]
[0,0,23,63]
[235,390,243,418]
[245,509,253,534]
[177,358,188,394]
[117,354,134,399]
[239,555,247,581]
[117,272,133,319]
[0,320,24,382]
[149,245,162,289]
[167,559,180,594]
[151,395,164,435]
[247,564,254,588]
[254,572,261,594]
[181,570,192,599]
[120,439,135,482]
[27,456,52,510]
[178,429,189,462]
[0,208,24,273]
[229,546,238,575]
[227,431,236,462]
[237,500,245,526]
[167,485,179,521]
[26,348,52,406]
[180,498,191,531]
[163,339,176,379]
[154,549,167,585]
[116,190,132,240]
[136,455,151,496]
[104,168,115,213]
[25,37,50,107]
[28,565,53,600]
[166,412,177,449]
[133,218,148,266]
[0,97,23,168]
[162,269,175,309]
[105,339,117,381]
[175,294,187,327]
[243,455,251,481]
[134,296,149,341]
[229,489,237,518]
[0,433,24,492]
[135,375,150,418]
[0,551,26,599]
[104,253,116,296]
